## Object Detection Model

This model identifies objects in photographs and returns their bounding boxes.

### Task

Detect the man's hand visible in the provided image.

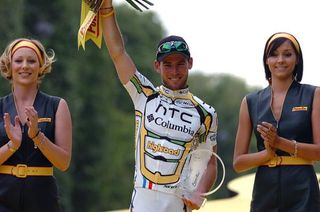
[84,0,104,13]
[84,0,154,12]
[182,191,206,210]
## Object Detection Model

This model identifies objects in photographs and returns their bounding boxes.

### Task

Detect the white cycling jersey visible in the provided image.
[124,71,218,197]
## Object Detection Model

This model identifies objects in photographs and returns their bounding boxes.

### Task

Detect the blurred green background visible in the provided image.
[1,1,317,211]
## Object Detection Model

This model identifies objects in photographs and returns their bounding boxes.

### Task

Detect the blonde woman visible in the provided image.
[0,38,72,212]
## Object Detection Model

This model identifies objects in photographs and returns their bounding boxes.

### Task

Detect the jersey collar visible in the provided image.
[159,85,190,98]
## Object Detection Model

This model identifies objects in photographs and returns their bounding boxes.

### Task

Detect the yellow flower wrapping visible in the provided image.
[77,0,103,50]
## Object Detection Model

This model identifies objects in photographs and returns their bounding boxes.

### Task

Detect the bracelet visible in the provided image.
[292,140,298,157]
[100,9,115,18]
[33,132,46,149]
[30,130,40,140]
[7,141,17,153]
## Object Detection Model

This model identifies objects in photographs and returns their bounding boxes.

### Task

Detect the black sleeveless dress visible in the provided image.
[247,81,320,212]
[0,91,61,212]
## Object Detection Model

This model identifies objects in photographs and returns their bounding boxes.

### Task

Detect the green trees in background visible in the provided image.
[0,1,259,211]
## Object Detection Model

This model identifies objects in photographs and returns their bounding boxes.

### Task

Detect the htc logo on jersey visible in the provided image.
[145,104,195,136]
[156,104,193,124]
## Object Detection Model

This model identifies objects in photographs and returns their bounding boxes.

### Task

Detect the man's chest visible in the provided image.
[143,95,202,140]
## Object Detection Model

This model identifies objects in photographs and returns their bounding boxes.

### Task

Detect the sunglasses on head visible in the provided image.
[157,41,189,54]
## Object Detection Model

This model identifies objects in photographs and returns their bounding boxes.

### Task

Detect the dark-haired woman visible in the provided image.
[233,32,320,212]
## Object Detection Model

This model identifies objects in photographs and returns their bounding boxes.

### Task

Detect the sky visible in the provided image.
[118,0,320,88]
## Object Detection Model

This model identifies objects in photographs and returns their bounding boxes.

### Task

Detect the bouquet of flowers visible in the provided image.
[78,0,153,49]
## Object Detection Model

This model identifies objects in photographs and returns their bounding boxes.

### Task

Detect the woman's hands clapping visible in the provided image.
[3,113,22,149]
[257,122,278,159]
[25,106,40,139]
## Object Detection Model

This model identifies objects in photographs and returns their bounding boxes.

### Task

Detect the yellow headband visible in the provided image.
[11,40,44,65]
[266,33,300,54]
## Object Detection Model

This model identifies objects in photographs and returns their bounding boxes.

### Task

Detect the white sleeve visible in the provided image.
[123,70,156,108]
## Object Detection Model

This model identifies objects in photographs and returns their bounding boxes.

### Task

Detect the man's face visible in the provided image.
[155,53,193,90]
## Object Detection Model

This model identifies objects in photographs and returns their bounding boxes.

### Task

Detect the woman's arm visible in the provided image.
[0,114,22,165]
[233,97,273,172]
[31,99,72,171]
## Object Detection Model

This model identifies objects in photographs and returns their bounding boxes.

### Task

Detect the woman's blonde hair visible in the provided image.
[0,38,56,82]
